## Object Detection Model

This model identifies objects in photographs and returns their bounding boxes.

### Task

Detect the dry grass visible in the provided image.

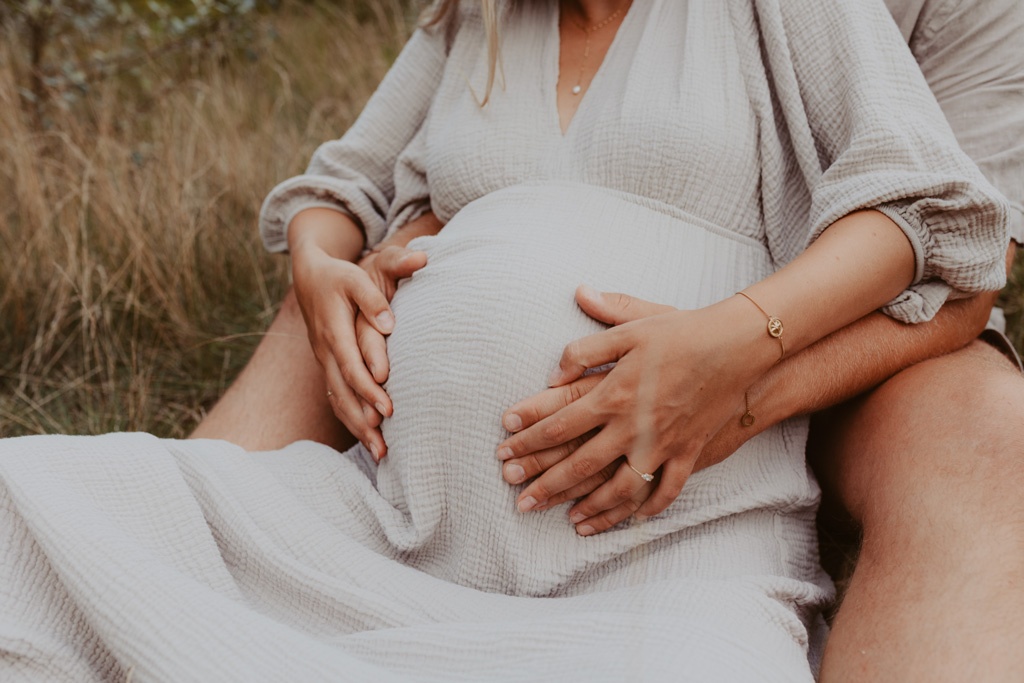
[0,0,416,437]
[0,0,1022,439]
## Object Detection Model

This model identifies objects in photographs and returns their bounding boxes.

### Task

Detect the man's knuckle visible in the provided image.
[562,341,584,368]
[541,420,567,442]
[570,457,596,479]
[613,484,635,501]
[599,462,618,480]
[338,362,356,385]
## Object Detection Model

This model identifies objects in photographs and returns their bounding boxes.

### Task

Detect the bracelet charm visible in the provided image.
[737,291,785,360]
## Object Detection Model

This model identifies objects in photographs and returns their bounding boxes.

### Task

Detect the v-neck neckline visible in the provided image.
[550,1,638,138]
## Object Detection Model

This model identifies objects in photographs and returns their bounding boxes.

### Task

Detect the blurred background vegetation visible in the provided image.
[0,0,417,436]
[0,0,1021,438]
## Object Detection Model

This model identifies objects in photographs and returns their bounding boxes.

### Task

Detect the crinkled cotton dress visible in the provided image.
[0,0,1008,681]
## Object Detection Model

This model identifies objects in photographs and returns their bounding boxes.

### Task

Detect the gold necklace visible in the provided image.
[566,1,632,95]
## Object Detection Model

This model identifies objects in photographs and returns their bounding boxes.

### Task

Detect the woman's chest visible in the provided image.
[424,0,764,236]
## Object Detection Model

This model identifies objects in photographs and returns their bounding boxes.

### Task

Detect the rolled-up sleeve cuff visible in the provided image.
[875,203,928,286]
[871,198,1007,324]
[258,175,387,254]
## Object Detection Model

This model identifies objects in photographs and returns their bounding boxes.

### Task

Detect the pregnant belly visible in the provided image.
[374,183,777,591]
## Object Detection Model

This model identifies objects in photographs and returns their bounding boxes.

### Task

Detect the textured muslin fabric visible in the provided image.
[2,187,833,681]
[259,0,1008,322]
[1,0,1014,681]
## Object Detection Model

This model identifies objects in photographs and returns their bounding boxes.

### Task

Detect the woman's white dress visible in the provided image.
[0,1,1008,681]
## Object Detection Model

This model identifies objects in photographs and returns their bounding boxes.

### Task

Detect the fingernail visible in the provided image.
[374,402,387,416]
[517,496,538,513]
[369,364,380,379]
[577,524,595,536]
[376,311,395,332]
[547,367,564,386]
[504,463,526,484]
[496,446,514,460]
[362,404,375,422]
[578,284,599,300]
[369,443,380,462]
[503,413,522,432]
[569,511,586,524]
[634,513,649,522]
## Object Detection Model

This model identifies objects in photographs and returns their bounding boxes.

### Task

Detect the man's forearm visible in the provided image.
[368,211,443,253]
[698,289,999,467]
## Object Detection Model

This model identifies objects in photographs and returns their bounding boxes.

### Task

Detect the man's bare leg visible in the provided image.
[190,288,355,451]
[811,340,1024,681]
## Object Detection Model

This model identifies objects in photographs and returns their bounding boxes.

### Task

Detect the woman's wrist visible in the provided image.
[732,210,915,360]
[287,207,366,263]
[703,295,785,383]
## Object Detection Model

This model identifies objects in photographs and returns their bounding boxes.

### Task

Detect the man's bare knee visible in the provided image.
[813,341,1024,526]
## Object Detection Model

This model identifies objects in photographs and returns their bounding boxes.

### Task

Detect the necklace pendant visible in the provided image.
[571,84,582,95]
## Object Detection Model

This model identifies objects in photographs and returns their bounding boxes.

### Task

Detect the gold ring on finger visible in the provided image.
[626,461,654,483]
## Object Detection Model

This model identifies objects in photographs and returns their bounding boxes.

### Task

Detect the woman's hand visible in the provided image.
[353,245,429,396]
[496,285,777,535]
[291,239,426,461]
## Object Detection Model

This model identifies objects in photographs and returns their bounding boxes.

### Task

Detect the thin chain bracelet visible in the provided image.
[736,291,785,360]
[736,291,785,427]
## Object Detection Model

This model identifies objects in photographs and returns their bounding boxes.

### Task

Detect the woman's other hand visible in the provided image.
[496,285,774,535]
[289,208,436,461]
[292,244,397,461]
[354,245,429,388]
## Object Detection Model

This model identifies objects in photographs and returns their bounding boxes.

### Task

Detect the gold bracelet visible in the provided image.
[741,390,755,428]
[737,291,785,361]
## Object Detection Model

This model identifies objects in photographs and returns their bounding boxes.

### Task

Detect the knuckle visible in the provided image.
[562,435,586,457]
[610,384,635,412]
[567,381,588,404]
[612,483,635,502]
[561,340,583,367]
[337,362,356,386]
[541,420,567,442]
[569,457,596,479]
